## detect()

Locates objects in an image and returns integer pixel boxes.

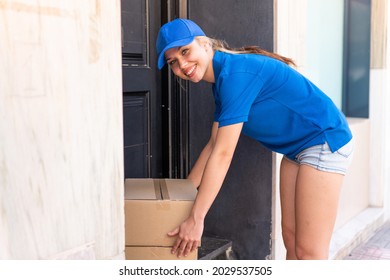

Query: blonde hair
[197,37,296,67]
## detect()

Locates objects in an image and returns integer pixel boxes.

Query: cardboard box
[124,178,198,260]
[125,246,197,260]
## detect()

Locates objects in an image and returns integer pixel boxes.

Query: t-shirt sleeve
[215,72,264,127]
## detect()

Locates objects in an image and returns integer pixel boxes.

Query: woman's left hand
[167,216,204,258]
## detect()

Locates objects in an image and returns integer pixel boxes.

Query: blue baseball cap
[156,18,206,69]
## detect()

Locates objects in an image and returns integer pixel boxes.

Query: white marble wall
[0,0,124,259]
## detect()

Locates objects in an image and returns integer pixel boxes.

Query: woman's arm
[186,122,219,188]
[168,122,243,257]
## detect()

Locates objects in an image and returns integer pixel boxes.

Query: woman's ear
[203,41,212,52]
[196,36,212,52]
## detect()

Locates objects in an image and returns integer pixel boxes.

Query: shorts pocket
[336,139,354,158]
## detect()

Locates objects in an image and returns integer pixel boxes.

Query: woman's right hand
[168,123,243,258]
[167,215,204,258]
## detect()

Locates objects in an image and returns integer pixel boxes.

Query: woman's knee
[295,242,329,260]
[281,226,295,250]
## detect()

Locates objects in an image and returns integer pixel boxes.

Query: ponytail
[206,38,296,67]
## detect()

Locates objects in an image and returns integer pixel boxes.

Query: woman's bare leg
[294,164,344,259]
[280,157,300,260]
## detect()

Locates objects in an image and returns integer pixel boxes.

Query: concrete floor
[344,220,390,260]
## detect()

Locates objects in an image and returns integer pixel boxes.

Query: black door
[121,0,163,178]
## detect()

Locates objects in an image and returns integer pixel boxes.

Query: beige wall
[369,0,390,216]
[335,119,370,229]
[386,1,390,222]
[0,1,124,259]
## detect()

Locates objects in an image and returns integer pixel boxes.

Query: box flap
[124,179,161,200]
[162,179,197,201]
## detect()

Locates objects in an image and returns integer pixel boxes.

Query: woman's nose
[178,58,188,69]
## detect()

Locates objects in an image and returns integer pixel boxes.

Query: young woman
[156,18,354,260]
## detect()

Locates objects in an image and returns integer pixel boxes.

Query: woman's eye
[182,49,188,55]
[168,60,176,65]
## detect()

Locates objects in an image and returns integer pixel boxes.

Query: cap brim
[157,37,196,70]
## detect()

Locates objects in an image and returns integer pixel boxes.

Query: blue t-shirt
[212,51,352,160]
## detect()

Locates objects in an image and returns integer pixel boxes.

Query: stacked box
[124,178,198,260]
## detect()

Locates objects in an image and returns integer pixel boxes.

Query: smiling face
[164,37,215,83]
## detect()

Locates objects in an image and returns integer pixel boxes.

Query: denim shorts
[284,139,354,175]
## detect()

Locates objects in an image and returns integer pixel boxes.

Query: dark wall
[187,0,274,260]
[342,0,371,118]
